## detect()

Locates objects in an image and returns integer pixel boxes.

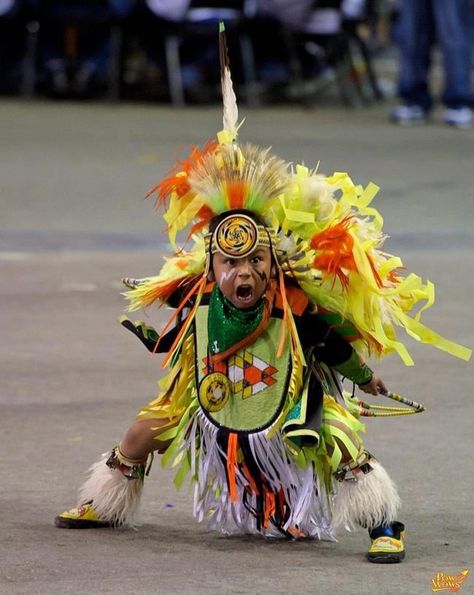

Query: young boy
[54,27,470,564]
[55,204,405,563]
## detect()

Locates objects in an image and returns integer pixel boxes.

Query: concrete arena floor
[0,99,473,595]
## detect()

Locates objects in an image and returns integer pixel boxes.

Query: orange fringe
[241,462,259,496]
[367,253,384,288]
[276,269,289,358]
[226,433,239,502]
[156,274,207,366]
[263,490,276,529]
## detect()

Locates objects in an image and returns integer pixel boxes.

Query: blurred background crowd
[0,1,473,124]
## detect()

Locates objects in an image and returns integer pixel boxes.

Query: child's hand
[119,316,159,352]
[359,375,388,396]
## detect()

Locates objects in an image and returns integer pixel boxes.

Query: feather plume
[146,140,218,206]
[219,22,238,138]
[122,237,207,311]
[310,216,357,288]
[188,143,288,217]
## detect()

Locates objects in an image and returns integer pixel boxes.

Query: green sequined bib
[195,306,292,433]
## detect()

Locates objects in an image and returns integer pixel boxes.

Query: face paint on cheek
[256,270,267,284]
[217,269,237,286]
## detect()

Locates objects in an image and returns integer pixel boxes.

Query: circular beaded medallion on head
[214,214,259,258]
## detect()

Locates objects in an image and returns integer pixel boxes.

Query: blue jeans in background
[395,0,473,110]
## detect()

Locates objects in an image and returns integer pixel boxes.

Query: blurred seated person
[257,0,367,34]
[144,0,189,21]
[137,0,190,88]
[255,0,368,81]
[0,0,24,94]
[138,0,246,101]
[36,0,135,97]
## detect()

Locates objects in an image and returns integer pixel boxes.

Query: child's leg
[119,418,172,461]
[332,452,401,533]
[55,417,177,529]
[320,401,404,562]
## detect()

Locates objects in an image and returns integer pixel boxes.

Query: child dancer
[55,27,471,564]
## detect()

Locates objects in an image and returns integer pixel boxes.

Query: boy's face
[211,246,273,309]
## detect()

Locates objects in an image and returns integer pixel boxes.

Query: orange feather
[188,205,216,238]
[146,139,218,207]
[310,216,356,288]
[366,253,384,288]
[226,180,247,209]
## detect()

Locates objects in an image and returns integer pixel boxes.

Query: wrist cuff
[334,351,373,385]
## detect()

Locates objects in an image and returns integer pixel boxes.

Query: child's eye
[250,256,262,265]
[225,258,236,266]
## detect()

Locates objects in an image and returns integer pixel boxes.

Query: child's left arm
[302,314,388,395]
[333,350,388,395]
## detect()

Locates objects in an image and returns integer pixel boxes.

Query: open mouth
[235,284,253,302]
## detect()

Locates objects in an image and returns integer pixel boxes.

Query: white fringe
[179,411,334,540]
[332,460,401,531]
[78,454,144,528]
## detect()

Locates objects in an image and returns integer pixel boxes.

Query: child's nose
[237,261,251,276]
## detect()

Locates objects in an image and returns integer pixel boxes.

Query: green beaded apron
[195,306,292,433]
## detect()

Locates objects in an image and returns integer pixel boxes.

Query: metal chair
[159,0,260,106]
[281,0,383,106]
